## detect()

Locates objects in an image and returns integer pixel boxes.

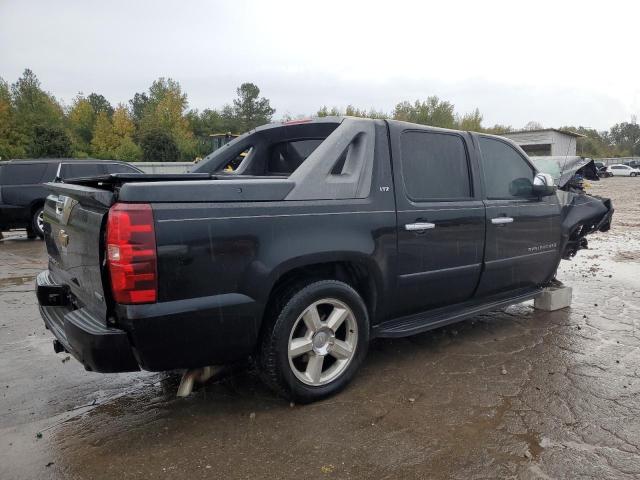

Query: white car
[606,164,640,177]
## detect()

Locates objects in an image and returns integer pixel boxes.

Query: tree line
[1,68,638,162]
[0,69,275,162]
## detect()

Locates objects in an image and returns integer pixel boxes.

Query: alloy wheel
[287,298,358,386]
[36,210,45,234]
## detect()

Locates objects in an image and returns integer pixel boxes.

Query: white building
[502,129,583,157]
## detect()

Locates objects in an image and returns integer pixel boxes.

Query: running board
[373,288,542,338]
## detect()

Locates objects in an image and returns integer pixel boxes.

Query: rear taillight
[106,203,157,304]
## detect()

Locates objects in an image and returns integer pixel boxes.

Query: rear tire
[31,206,45,239]
[259,279,369,403]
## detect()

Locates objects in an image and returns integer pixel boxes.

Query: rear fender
[252,252,386,316]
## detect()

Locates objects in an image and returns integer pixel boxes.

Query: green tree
[28,125,72,157]
[186,109,221,137]
[457,108,483,132]
[112,105,141,160]
[0,77,25,159]
[112,104,136,138]
[560,125,612,157]
[113,136,142,162]
[316,105,386,119]
[484,124,513,135]
[345,105,387,119]
[90,105,140,160]
[220,103,241,132]
[136,78,195,159]
[87,93,113,117]
[232,83,275,132]
[140,130,180,161]
[608,120,640,156]
[317,106,342,117]
[11,69,66,156]
[393,97,456,128]
[67,95,96,155]
[186,108,228,157]
[129,92,149,124]
[91,111,117,157]
[67,92,114,156]
[523,121,543,131]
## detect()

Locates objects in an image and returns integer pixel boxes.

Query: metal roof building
[502,129,584,157]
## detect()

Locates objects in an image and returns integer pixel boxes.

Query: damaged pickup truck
[35,118,613,402]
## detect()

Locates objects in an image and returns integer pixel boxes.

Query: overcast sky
[1,0,638,130]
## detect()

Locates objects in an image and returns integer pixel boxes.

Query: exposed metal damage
[558,190,613,259]
[531,156,615,259]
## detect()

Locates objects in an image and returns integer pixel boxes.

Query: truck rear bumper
[36,271,140,373]
[36,270,261,373]
[116,293,261,371]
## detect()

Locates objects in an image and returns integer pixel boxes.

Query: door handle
[405,222,436,231]
[491,217,514,225]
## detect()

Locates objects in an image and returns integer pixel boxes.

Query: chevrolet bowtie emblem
[58,229,69,247]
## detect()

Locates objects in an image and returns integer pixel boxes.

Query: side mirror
[532,172,557,197]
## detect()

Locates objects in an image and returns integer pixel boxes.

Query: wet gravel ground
[1,178,639,479]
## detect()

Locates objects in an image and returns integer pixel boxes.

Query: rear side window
[479,137,535,199]
[60,163,105,179]
[400,131,471,200]
[267,139,324,175]
[0,163,48,185]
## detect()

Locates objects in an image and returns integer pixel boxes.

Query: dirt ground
[1,178,639,480]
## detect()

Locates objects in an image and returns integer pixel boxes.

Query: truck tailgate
[43,183,115,323]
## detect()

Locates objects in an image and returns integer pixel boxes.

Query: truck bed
[49,173,295,203]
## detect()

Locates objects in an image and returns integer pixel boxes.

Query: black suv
[624,160,640,169]
[0,159,142,238]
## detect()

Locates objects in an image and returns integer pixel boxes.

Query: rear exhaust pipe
[176,366,222,397]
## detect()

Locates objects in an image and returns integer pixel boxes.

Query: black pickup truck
[36,117,613,402]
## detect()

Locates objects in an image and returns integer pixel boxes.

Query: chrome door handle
[491,217,514,225]
[405,222,436,231]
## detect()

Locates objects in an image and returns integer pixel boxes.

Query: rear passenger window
[479,137,535,199]
[60,163,105,179]
[0,163,48,185]
[400,131,471,200]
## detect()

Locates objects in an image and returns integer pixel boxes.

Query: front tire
[259,280,369,403]
[30,206,45,239]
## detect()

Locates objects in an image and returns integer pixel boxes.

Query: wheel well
[30,200,44,216]
[266,261,378,322]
